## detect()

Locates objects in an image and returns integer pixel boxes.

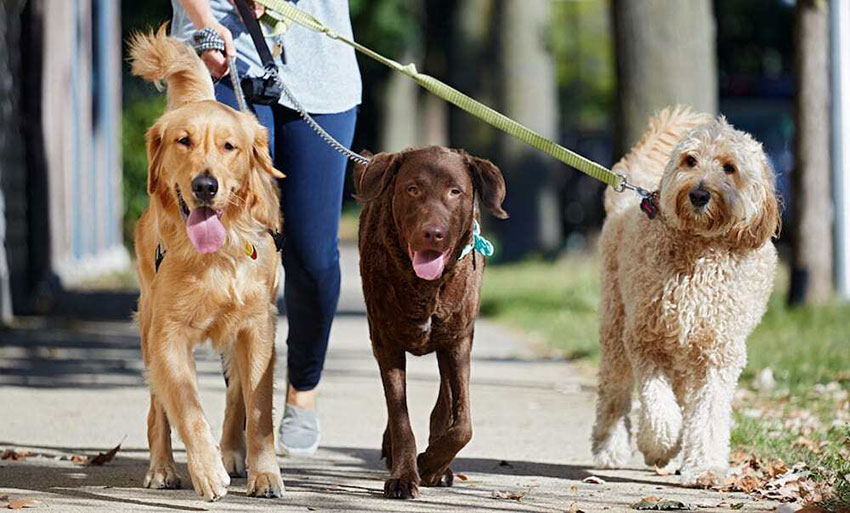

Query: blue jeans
[215,81,356,391]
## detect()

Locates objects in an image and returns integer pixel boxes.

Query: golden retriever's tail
[605,106,714,214]
[128,25,215,109]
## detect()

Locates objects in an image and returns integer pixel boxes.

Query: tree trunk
[611,0,717,156]
[790,0,833,305]
[0,0,26,324]
[494,0,561,260]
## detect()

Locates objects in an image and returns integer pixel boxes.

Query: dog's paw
[384,475,421,499]
[420,466,453,487]
[187,449,231,501]
[143,463,182,489]
[221,448,246,478]
[680,466,727,488]
[593,448,630,469]
[247,471,285,498]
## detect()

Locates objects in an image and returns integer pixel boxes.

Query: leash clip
[614,174,659,220]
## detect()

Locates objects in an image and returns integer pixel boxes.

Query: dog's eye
[449,188,462,196]
[177,136,191,147]
[407,185,419,196]
[224,142,236,151]
[723,163,736,175]
[685,155,697,167]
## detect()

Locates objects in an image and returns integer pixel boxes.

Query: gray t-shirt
[171,0,362,114]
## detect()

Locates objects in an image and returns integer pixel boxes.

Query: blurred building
[0,0,125,319]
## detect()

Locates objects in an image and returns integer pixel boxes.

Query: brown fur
[129,30,285,501]
[355,146,507,499]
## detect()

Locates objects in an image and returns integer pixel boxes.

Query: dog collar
[459,220,494,260]
[640,191,660,220]
[153,238,266,274]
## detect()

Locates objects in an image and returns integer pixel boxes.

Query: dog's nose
[191,175,218,203]
[422,225,445,242]
[689,187,711,208]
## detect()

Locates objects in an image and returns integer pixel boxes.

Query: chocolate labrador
[354,146,508,499]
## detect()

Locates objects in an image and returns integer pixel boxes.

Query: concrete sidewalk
[0,246,775,512]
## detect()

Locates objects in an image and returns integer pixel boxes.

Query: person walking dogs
[170,0,362,455]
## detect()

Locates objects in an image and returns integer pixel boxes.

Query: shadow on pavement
[0,442,680,511]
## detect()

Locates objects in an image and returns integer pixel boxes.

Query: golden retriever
[128,28,284,501]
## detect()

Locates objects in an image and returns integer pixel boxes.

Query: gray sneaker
[277,403,320,456]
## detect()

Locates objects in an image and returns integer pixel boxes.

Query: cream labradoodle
[591,107,780,486]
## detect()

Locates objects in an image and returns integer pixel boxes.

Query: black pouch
[241,74,282,105]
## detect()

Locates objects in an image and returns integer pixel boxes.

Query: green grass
[480,252,850,506]
[481,253,850,387]
[731,393,850,507]
[123,95,167,248]
[480,254,600,360]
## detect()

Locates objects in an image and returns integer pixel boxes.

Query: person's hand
[198,18,234,79]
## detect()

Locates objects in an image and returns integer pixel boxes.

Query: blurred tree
[491,0,561,261]
[789,0,832,305]
[447,0,495,155]
[0,0,25,322]
[549,0,615,248]
[611,0,717,156]
[349,0,418,155]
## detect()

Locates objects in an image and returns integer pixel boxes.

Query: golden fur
[129,28,285,501]
[592,107,779,486]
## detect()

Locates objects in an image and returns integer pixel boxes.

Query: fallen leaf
[0,450,32,461]
[631,499,694,510]
[730,503,744,510]
[87,445,120,466]
[86,437,126,466]
[582,476,606,485]
[734,475,764,493]
[768,460,788,478]
[455,473,469,481]
[7,499,38,510]
[491,489,526,501]
[794,507,826,513]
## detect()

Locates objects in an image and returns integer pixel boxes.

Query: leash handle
[191,28,248,111]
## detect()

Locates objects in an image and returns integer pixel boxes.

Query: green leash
[253,0,632,192]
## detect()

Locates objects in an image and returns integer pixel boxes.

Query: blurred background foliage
[120,0,794,252]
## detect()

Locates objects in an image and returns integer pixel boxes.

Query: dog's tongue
[412,250,446,281]
[186,207,225,254]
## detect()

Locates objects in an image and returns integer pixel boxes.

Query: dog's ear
[250,119,285,180]
[246,119,283,230]
[245,166,282,231]
[145,121,166,195]
[354,151,398,203]
[731,158,781,250]
[467,154,508,219]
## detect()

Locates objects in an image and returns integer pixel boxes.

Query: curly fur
[591,107,779,486]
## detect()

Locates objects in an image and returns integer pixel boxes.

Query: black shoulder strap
[233,0,280,67]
